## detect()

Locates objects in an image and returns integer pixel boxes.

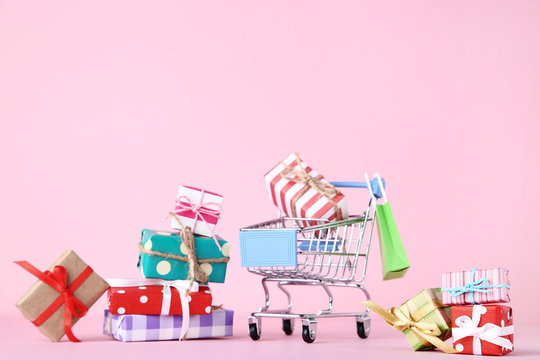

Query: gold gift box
[400,288,452,350]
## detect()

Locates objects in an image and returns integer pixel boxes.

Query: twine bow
[362,300,457,353]
[171,189,222,250]
[140,213,229,296]
[280,152,343,220]
[453,305,514,355]
[176,220,210,292]
[441,268,511,304]
[15,261,91,342]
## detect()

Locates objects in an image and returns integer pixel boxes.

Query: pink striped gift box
[441,268,511,305]
[264,152,348,227]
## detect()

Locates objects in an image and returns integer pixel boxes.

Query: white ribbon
[107,278,197,340]
[452,305,514,355]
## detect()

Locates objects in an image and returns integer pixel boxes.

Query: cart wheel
[301,319,317,343]
[282,319,293,335]
[248,316,261,341]
[249,323,260,340]
[302,325,316,343]
[356,316,371,339]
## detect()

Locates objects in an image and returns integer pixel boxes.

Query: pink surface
[1,314,539,359]
[1,1,539,358]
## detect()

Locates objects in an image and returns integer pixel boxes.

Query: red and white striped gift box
[264,153,348,227]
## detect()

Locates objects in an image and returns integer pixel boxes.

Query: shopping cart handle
[330,179,385,199]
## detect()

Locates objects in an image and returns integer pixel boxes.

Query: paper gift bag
[374,175,409,280]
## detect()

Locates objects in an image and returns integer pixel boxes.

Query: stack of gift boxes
[364,267,513,356]
[103,185,233,342]
[442,267,513,356]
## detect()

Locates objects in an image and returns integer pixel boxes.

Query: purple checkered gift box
[103,309,233,341]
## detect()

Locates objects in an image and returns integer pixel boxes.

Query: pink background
[1,1,539,358]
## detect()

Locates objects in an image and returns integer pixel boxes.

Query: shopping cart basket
[239,174,386,343]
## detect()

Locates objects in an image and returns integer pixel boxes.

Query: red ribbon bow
[15,261,92,342]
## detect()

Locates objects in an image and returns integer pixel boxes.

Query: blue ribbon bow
[441,268,511,304]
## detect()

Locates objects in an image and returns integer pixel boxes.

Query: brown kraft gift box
[16,249,109,341]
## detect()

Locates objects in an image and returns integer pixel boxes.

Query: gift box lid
[140,229,228,260]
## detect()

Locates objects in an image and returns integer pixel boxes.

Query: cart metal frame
[240,174,381,343]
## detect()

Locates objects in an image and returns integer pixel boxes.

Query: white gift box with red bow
[170,186,224,239]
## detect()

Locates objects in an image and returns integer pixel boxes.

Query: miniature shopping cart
[239,174,386,343]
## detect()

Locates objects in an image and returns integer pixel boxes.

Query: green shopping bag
[374,175,410,280]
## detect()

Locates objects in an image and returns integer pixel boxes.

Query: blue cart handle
[330,178,386,199]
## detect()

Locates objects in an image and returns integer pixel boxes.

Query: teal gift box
[138,229,229,283]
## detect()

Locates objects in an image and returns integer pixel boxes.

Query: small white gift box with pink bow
[170,186,224,241]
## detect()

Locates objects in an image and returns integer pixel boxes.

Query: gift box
[15,250,109,342]
[452,305,514,355]
[398,288,452,351]
[170,185,224,239]
[363,288,454,352]
[138,229,229,283]
[103,309,234,341]
[442,268,511,305]
[264,152,348,227]
[107,279,212,315]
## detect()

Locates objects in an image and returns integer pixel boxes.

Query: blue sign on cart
[239,229,298,267]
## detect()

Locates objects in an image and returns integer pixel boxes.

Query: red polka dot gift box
[452,304,514,356]
[107,279,212,316]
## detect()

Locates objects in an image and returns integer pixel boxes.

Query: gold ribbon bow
[280,152,343,220]
[362,300,457,353]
